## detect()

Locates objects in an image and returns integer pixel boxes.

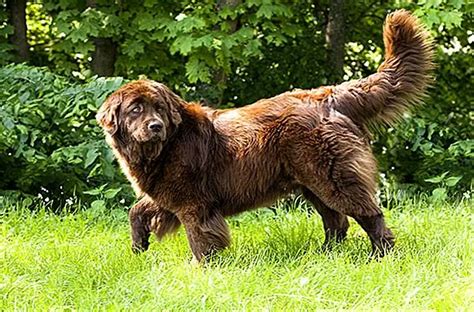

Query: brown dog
[97,10,434,261]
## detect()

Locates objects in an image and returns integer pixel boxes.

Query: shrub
[0,64,133,208]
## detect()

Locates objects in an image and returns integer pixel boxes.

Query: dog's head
[97,80,183,146]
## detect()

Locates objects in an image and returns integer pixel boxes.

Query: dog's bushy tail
[328,10,435,128]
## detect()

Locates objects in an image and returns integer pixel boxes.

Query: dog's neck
[105,134,161,196]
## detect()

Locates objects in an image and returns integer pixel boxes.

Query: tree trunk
[325,0,345,83]
[6,0,29,62]
[91,38,117,77]
[87,0,116,76]
[216,0,241,32]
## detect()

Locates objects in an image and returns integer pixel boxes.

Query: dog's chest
[116,157,145,197]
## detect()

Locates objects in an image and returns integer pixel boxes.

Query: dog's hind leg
[352,214,394,257]
[177,209,231,262]
[305,156,394,256]
[304,179,394,257]
[294,124,395,256]
[302,188,349,248]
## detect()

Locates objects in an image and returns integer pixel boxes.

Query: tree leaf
[185,56,211,83]
[90,199,106,210]
[445,176,462,187]
[425,171,449,184]
[431,188,447,201]
[137,12,156,31]
[104,187,122,199]
[84,148,99,168]
[170,35,195,55]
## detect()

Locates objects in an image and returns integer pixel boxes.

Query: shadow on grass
[205,227,378,269]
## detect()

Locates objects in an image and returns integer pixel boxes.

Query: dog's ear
[149,81,183,128]
[96,92,122,135]
[169,100,182,128]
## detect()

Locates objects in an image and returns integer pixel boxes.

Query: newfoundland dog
[97,10,434,261]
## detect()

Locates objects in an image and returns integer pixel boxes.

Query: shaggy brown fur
[97,10,434,261]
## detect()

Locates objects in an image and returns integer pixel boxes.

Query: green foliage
[26,2,53,66]
[414,0,466,30]
[29,0,308,103]
[0,3,14,65]
[0,64,132,207]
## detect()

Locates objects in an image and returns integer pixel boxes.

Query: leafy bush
[0,64,132,208]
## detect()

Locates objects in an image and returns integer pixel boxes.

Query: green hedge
[0,64,133,208]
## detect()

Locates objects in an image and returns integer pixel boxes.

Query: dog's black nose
[148,121,163,132]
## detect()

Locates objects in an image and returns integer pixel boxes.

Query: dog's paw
[131,240,149,254]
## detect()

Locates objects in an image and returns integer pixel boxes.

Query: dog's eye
[130,105,142,114]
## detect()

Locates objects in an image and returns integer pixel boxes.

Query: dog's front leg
[129,198,181,253]
[129,199,152,253]
[177,209,231,262]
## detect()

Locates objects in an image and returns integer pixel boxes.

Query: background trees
[0,0,472,205]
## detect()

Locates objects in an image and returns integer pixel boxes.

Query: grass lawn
[1,195,473,311]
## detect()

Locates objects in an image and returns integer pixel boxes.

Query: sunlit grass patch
[1,196,473,310]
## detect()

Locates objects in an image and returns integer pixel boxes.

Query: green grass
[1,196,473,311]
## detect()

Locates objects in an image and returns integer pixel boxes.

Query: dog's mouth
[133,129,167,143]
